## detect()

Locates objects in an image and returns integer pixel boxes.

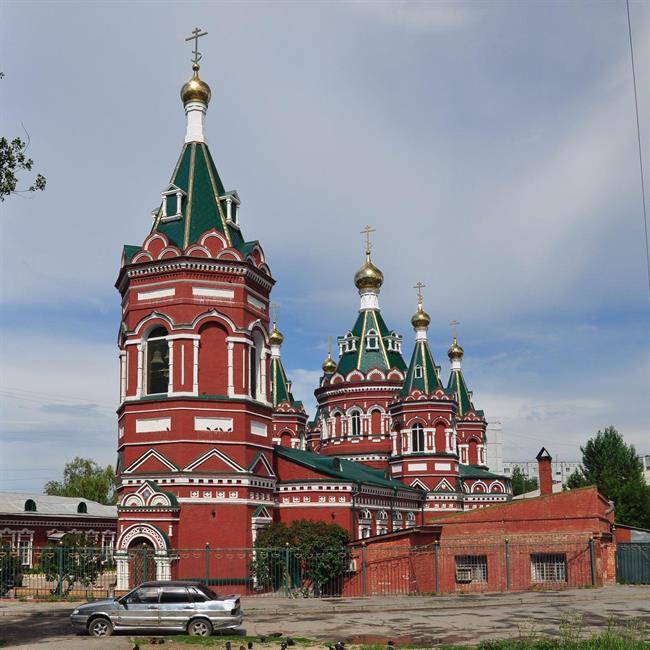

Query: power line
[626,0,650,298]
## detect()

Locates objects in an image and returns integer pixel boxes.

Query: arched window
[411,422,425,453]
[351,410,361,436]
[146,327,169,395]
[468,439,479,465]
[250,344,257,399]
[366,329,379,350]
[77,502,87,514]
[334,413,342,437]
[24,499,36,512]
[370,409,382,436]
[435,423,447,453]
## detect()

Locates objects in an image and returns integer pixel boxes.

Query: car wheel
[88,617,113,637]
[188,618,213,637]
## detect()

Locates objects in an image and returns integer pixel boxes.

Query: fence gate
[617,543,650,584]
[129,544,156,586]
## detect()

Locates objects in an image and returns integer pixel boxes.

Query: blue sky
[1,1,648,492]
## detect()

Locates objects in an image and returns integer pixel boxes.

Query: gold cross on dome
[450,320,460,338]
[270,302,279,324]
[327,336,332,355]
[185,27,208,65]
[360,225,376,256]
[413,281,426,302]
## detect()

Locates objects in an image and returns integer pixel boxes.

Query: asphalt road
[0,585,649,648]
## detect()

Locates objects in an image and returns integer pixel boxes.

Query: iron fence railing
[0,538,614,599]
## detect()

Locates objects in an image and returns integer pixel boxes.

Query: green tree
[570,426,650,529]
[0,545,23,597]
[1,72,46,201]
[36,533,107,596]
[44,457,116,505]
[254,520,350,596]
[510,466,539,496]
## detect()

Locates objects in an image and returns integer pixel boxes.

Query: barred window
[531,553,567,583]
[455,555,488,583]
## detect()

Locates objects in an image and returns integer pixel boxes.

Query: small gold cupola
[181,63,212,106]
[322,352,337,374]
[269,321,285,347]
[448,336,464,361]
[411,282,430,330]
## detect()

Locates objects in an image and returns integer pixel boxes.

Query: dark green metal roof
[335,309,406,376]
[270,355,301,408]
[275,446,422,493]
[447,369,479,417]
[401,339,443,396]
[459,465,507,480]
[150,141,247,251]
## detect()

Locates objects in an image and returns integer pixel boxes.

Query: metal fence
[617,543,650,584]
[1,539,604,599]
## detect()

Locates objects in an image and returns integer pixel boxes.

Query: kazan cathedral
[113,59,511,588]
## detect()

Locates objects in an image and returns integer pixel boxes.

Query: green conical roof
[150,141,246,251]
[447,368,482,417]
[270,355,302,409]
[401,338,443,396]
[335,309,406,377]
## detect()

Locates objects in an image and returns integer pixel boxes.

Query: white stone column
[136,343,144,398]
[175,191,182,215]
[115,552,130,591]
[227,342,234,397]
[445,427,454,453]
[167,340,174,394]
[390,431,397,456]
[119,351,126,402]
[161,194,168,218]
[192,340,199,395]
[155,554,172,581]
[226,196,232,222]
[260,350,268,402]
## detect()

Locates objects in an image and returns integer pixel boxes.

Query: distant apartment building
[503,459,581,486]
[486,420,504,475]
[641,455,650,485]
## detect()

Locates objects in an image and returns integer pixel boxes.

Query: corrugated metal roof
[0,491,117,518]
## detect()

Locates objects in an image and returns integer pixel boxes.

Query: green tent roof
[149,141,249,252]
[275,446,422,493]
[335,309,406,376]
[459,464,507,480]
[401,338,443,396]
[447,368,480,417]
[270,355,301,409]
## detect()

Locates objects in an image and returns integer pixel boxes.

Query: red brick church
[113,55,510,588]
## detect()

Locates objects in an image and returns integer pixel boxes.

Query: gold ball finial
[181,63,212,106]
[448,336,464,361]
[411,299,431,329]
[269,322,284,346]
[322,352,337,374]
[354,252,384,292]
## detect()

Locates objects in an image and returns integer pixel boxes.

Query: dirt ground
[0,585,649,649]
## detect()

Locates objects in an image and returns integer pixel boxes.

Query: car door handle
[147,606,158,610]
[183,607,193,610]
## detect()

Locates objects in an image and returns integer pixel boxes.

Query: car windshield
[197,584,220,600]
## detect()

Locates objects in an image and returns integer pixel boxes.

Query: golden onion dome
[448,336,464,361]
[354,254,384,292]
[269,322,284,346]
[322,352,337,374]
[411,300,431,329]
[181,63,212,106]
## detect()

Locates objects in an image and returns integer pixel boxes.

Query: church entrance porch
[115,524,173,590]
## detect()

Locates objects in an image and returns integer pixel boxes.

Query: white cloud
[349,1,475,32]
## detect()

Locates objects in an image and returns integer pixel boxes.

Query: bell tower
[114,32,276,587]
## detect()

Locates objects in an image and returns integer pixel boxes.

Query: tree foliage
[253,520,350,596]
[569,426,650,529]
[0,545,23,597]
[36,533,107,596]
[510,466,539,496]
[44,457,116,505]
[1,73,46,201]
